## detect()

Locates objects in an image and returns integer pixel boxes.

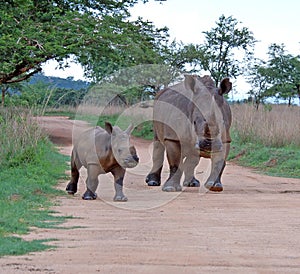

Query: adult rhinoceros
[66,122,139,201]
[145,75,232,192]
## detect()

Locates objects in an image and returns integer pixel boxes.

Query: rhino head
[184,75,232,154]
[105,122,139,168]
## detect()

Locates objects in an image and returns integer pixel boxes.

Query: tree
[265,43,300,105]
[246,59,271,109]
[246,43,300,107]
[0,0,166,104]
[185,15,256,86]
[81,17,171,81]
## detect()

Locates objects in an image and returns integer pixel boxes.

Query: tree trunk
[1,86,5,107]
[296,84,300,106]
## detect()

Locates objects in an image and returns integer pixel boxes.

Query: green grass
[0,141,69,257]
[228,131,300,178]
[96,114,154,140]
[44,110,76,119]
[0,237,56,256]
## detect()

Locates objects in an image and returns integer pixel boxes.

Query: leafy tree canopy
[247,43,300,107]
[183,15,256,86]
[266,44,300,104]
[0,0,167,85]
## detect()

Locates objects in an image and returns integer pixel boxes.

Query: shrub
[0,107,45,169]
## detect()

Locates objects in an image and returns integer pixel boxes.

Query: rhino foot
[183,177,200,187]
[113,195,128,202]
[162,184,182,192]
[204,181,223,192]
[145,173,161,186]
[66,182,77,195]
[82,189,97,200]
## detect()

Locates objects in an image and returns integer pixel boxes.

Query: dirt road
[1,116,300,273]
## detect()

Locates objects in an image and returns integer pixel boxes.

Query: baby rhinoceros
[66,122,139,201]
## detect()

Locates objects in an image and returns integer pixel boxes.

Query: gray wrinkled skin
[146,75,232,192]
[66,122,139,201]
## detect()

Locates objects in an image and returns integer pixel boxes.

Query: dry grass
[231,104,300,147]
[0,107,44,167]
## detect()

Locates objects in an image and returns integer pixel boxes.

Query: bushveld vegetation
[231,104,300,147]
[229,104,300,178]
[0,108,43,168]
[0,108,68,256]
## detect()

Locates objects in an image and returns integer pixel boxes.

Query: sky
[43,0,300,99]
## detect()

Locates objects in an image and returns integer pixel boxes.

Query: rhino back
[153,83,194,143]
[74,127,111,167]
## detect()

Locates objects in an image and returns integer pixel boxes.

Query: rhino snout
[132,154,139,162]
[195,139,222,153]
[123,154,139,168]
[195,139,211,151]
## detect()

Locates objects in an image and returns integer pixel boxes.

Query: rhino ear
[184,74,196,92]
[125,123,134,135]
[104,122,113,134]
[219,78,232,95]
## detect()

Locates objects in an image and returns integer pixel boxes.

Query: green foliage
[82,64,183,109]
[0,0,168,86]
[82,18,171,81]
[132,120,153,139]
[0,140,68,256]
[6,79,88,108]
[247,44,300,107]
[246,59,272,109]
[265,44,300,105]
[0,108,45,168]
[184,15,256,85]
[6,81,53,107]
[229,134,300,178]
[0,105,71,256]
[0,237,56,257]
[96,113,154,140]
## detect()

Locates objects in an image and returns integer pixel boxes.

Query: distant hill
[29,74,90,90]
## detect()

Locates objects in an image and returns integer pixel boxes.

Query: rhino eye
[118,149,122,153]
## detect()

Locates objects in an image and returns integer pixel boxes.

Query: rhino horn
[104,122,113,134]
[219,78,232,95]
[125,123,134,135]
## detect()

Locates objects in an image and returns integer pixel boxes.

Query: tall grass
[0,107,45,168]
[231,104,300,147]
[0,106,69,256]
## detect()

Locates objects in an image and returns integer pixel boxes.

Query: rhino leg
[162,140,182,192]
[82,188,97,200]
[145,140,165,186]
[82,164,100,200]
[204,156,225,192]
[183,154,200,187]
[111,166,127,202]
[66,150,81,195]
